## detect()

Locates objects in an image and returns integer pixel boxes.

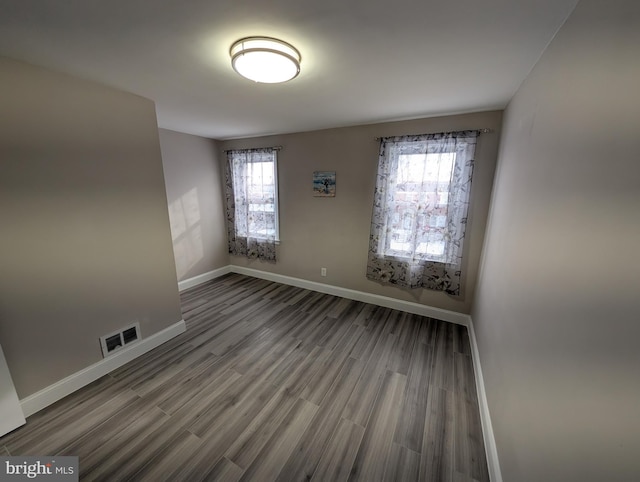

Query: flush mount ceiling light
[230,36,301,83]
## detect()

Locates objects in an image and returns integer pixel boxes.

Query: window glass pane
[416,232,445,256]
[246,159,276,238]
[428,215,447,228]
[383,150,456,261]
[396,153,455,183]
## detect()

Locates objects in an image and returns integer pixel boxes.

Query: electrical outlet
[321,267,327,277]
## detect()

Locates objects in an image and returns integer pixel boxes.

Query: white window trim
[241,150,280,243]
[272,151,280,242]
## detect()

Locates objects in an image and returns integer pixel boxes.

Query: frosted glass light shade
[230,37,301,83]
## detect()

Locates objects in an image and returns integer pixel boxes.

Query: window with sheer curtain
[366,131,479,295]
[224,148,279,261]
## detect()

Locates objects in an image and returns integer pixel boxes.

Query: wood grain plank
[262,340,314,388]
[0,374,121,448]
[300,315,341,347]
[282,287,312,306]
[238,336,303,382]
[262,308,310,339]
[316,316,355,350]
[348,371,407,482]
[276,356,366,482]
[453,471,482,482]
[386,311,419,376]
[186,376,280,439]
[349,307,393,362]
[383,442,421,481]
[290,291,324,312]
[453,323,472,355]
[7,388,140,456]
[304,294,342,319]
[127,430,205,481]
[327,298,364,319]
[264,283,299,301]
[129,346,208,397]
[454,353,489,481]
[342,333,397,426]
[352,303,377,326]
[299,337,355,406]
[163,368,242,422]
[205,457,245,482]
[57,397,166,458]
[394,341,433,452]
[431,320,455,391]
[421,386,455,482]
[168,381,282,479]
[277,345,333,397]
[203,320,265,357]
[77,406,174,480]
[139,351,221,411]
[240,398,318,482]
[311,417,365,482]
[225,388,299,469]
[454,351,479,405]
[417,316,438,346]
[158,363,240,418]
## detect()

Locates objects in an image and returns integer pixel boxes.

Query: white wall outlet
[321,268,327,277]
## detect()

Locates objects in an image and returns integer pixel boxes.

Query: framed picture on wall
[313,171,336,197]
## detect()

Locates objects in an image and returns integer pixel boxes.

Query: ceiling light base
[230,36,301,84]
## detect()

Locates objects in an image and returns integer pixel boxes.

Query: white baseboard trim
[229,265,470,326]
[178,266,232,292]
[467,317,502,482]
[20,319,186,418]
[0,344,26,436]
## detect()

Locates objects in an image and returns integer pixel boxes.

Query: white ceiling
[0,0,578,140]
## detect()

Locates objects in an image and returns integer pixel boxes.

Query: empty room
[1,0,638,481]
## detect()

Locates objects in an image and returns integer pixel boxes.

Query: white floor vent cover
[99,322,141,358]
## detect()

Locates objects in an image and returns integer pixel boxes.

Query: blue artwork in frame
[313,171,336,197]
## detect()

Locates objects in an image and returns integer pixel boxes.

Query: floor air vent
[100,322,141,358]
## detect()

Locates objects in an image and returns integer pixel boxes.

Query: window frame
[381,146,457,264]
[234,149,280,242]
[252,152,280,242]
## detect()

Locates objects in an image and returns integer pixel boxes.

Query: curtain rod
[374,128,492,141]
[223,145,282,153]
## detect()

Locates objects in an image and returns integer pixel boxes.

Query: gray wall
[221,111,502,314]
[159,129,228,281]
[472,1,640,480]
[0,58,183,398]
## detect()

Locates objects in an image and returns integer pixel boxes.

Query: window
[366,131,479,294]
[224,148,279,261]
[242,156,279,240]
[385,151,456,263]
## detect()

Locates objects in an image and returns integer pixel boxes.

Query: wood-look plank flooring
[0,274,489,481]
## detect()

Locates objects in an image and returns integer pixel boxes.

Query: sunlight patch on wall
[167,188,204,279]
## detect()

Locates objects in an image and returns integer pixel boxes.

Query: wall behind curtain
[0,58,183,398]
[221,110,502,314]
[159,129,228,281]
[472,1,640,480]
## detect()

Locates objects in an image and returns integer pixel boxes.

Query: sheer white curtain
[366,131,479,295]
[224,148,277,261]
